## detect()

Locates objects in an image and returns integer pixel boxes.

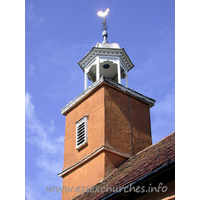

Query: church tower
[58,9,155,200]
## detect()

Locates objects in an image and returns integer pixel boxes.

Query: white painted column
[117,59,121,84]
[125,72,128,87]
[84,71,88,90]
[96,56,100,81]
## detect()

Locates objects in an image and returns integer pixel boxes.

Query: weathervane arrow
[97,8,110,43]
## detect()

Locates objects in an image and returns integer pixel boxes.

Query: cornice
[57,146,130,178]
[78,47,134,72]
[60,76,155,116]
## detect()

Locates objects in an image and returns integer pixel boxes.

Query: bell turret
[78,8,135,90]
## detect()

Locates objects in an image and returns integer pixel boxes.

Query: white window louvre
[76,116,88,150]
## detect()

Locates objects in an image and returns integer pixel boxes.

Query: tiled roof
[74,132,175,200]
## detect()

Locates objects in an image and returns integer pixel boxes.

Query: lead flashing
[61,76,155,116]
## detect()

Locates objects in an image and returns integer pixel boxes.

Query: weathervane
[97,8,110,44]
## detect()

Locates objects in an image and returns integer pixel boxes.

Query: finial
[97,8,110,44]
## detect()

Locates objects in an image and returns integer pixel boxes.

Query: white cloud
[26,3,46,30]
[25,179,39,200]
[35,154,63,174]
[28,64,35,76]
[25,92,35,118]
[26,4,36,21]
[25,92,64,199]
[25,92,64,155]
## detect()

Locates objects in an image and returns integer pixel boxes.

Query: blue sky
[25,1,174,199]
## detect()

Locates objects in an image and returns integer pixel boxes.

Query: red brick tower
[58,10,155,200]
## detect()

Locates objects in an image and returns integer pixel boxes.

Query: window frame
[76,115,88,150]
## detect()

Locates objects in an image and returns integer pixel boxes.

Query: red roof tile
[74,132,175,200]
